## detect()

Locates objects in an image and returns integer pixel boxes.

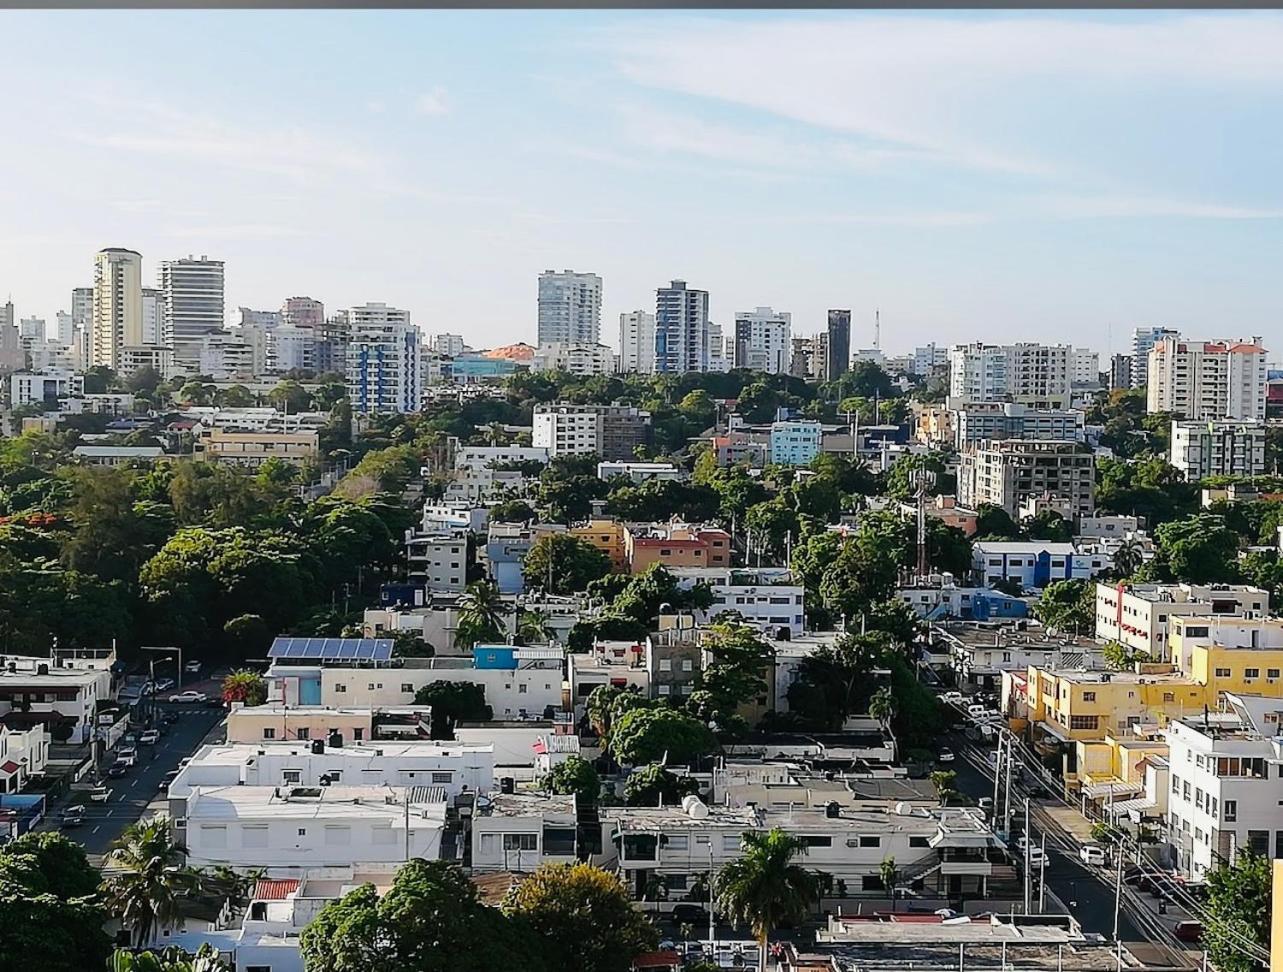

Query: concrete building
[1169,420,1267,480]
[1071,348,1100,385]
[282,297,324,329]
[404,531,467,593]
[72,445,166,466]
[596,461,684,484]
[1131,326,1180,389]
[444,445,548,505]
[193,427,320,467]
[1171,616,1283,701]
[671,566,806,638]
[91,247,145,369]
[160,255,225,368]
[9,369,82,407]
[531,403,651,460]
[789,334,828,381]
[1109,353,1133,391]
[345,305,420,415]
[733,307,791,374]
[1023,665,1206,742]
[118,344,174,380]
[911,342,949,377]
[197,331,256,380]
[958,440,1095,520]
[0,722,49,794]
[952,403,1085,448]
[1147,337,1268,421]
[655,280,710,374]
[537,270,601,346]
[268,325,316,374]
[769,419,822,466]
[471,791,579,872]
[141,288,164,346]
[429,333,466,357]
[618,310,656,375]
[0,653,113,745]
[567,518,628,571]
[532,341,616,376]
[931,622,1103,694]
[223,704,432,744]
[1095,582,1270,663]
[827,309,851,381]
[624,522,732,574]
[948,342,1071,409]
[972,541,1112,590]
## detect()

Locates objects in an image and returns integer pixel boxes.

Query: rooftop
[186,784,447,821]
[933,621,1099,652]
[477,791,576,818]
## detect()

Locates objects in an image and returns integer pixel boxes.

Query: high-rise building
[1147,337,1268,421]
[141,288,164,346]
[1170,420,1267,480]
[789,334,828,380]
[431,333,467,357]
[345,303,420,415]
[618,311,656,374]
[1071,348,1100,385]
[18,317,45,341]
[1109,353,1133,391]
[655,280,709,374]
[707,322,731,373]
[911,343,948,378]
[1131,326,1180,389]
[314,315,351,376]
[71,286,92,347]
[0,300,12,330]
[160,255,225,367]
[537,270,601,346]
[827,310,851,381]
[958,439,1096,520]
[282,297,325,329]
[948,342,1071,409]
[238,307,284,330]
[733,307,791,373]
[91,248,144,369]
[54,311,74,346]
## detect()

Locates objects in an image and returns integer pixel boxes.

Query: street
[47,702,225,857]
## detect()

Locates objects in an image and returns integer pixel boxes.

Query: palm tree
[880,857,900,912]
[868,686,897,730]
[716,829,818,972]
[102,819,198,947]
[517,607,554,646]
[930,770,958,807]
[454,579,509,649]
[110,944,231,971]
[1112,538,1144,579]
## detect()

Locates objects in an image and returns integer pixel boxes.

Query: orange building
[624,523,732,574]
[569,518,628,571]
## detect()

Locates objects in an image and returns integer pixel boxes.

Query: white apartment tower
[537,270,602,346]
[1071,348,1100,385]
[618,310,656,374]
[160,255,225,367]
[1131,326,1180,389]
[1147,337,1268,421]
[91,248,144,369]
[655,280,710,374]
[948,342,1071,409]
[141,288,164,346]
[345,303,420,415]
[733,307,792,374]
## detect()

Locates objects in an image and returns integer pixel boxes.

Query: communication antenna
[912,468,937,580]
[874,308,881,351]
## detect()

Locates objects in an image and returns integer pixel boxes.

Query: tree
[301,859,545,972]
[0,831,100,898]
[517,608,555,646]
[523,534,612,595]
[454,579,509,649]
[868,686,897,730]
[716,829,817,972]
[223,614,271,657]
[504,863,657,972]
[490,499,536,523]
[610,707,718,766]
[1111,537,1145,579]
[101,819,198,947]
[879,857,900,911]
[267,379,312,414]
[541,755,601,806]
[1204,851,1271,972]
[974,503,1022,540]
[929,770,958,807]
[221,669,266,706]
[1154,513,1240,584]
[108,945,232,971]
[688,620,773,734]
[413,681,492,739]
[1023,509,1072,542]
[624,762,700,806]
[1102,640,1147,670]
[1033,579,1095,633]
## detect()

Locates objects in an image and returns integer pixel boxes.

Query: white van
[1079,845,1108,867]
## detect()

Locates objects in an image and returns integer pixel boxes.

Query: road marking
[130,778,139,788]
[92,826,100,834]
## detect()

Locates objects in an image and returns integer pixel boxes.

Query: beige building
[91,248,144,369]
[957,439,1095,519]
[1095,582,1270,662]
[1147,337,1267,421]
[224,704,432,744]
[194,426,320,467]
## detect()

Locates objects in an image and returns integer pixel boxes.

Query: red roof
[632,951,682,969]
[253,878,300,900]
[0,761,20,774]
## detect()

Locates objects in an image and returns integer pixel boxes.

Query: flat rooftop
[186,741,493,765]
[186,784,446,821]
[479,791,576,818]
[818,914,1082,946]
[934,622,1098,651]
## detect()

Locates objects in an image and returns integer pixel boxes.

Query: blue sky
[2,10,1282,355]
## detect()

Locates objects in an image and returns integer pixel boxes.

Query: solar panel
[268,637,393,663]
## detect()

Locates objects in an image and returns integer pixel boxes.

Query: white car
[1016,836,1047,867]
[184,660,203,674]
[88,784,110,803]
[169,690,208,704]
[1079,845,1108,867]
[937,748,956,763]
[940,691,964,705]
[116,746,137,767]
[139,729,160,746]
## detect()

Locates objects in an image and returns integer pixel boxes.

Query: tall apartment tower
[1109,353,1133,391]
[537,270,602,346]
[826,309,851,381]
[1147,337,1268,421]
[160,255,225,367]
[345,303,420,415]
[141,288,165,346]
[733,307,791,374]
[618,311,656,374]
[0,300,12,330]
[1131,326,1179,389]
[91,248,144,369]
[282,296,325,329]
[655,280,710,374]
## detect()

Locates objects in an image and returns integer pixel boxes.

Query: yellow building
[1025,665,1207,742]
[569,518,627,571]
[194,426,319,467]
[1272,859,1283,971]
[1171,616,1283,702]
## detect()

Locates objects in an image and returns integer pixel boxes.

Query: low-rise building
[1174,616,1283,701]
[1023,665,1207,743]
[624,522,731,574]
[72,444,165,466]
[896,495,979,536]
[897,576,1029,623]
[953,403,1085,448]
[972,541,1112,590]
[194,427,319,467]
[567,641,651,709]
[223,704,433,745]
[471,790,579,872]
[1075,514,1141,539]
[671,566,806,638]
[769,420,822,466]
[596,461,685,484]
[404,530,467,593]
[930,621,1103,693]
[567,518,628,571]
[0,722,50,793]
[0,654,113,745]
[9,369,83,407]
[444,445,548,505]
[1095,583,1270,663]
[1169,419,1267,480]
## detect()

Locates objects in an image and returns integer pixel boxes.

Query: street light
[140,646,184,728]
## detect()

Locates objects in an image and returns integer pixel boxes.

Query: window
[681,660,693,672]
[1163,693,1175,703]
[1215,668,1232,678]
[910,836,931,848]
[657,685,671,696]
[243,826,269,849]
[1070,715,1099,731]
[402,683,414,693]
[354,728,364,741]
[722,835,742,851]
[1224,800,1237,822]
[659,659,672,672]
[862,875,885,891]
[518,684,528,694]
[335,684,346,693]
[667,835,689,851]
[1269,670,1280,679]
[296,728,309,741]
[1248,830,1270,855]
[262,727,276,739]
[431,771,452,784]
[858,836,881,848]
[800,836,832,848]
[201,825,227,849]
[373,826,397,846]
[1245,668,1260,679]
[504,833,538,851]
[283,769,301,784]
[1082,692,1096,702]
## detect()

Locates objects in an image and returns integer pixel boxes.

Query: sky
[1,10,1282,356]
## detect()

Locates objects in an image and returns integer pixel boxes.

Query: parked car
[139,729,160,746]
[671,904,710,925]
[169,691,207,704]
[107,761,129,778]
[940,692,964,705]
[116,747,137,767]
[185,660,203,674]
[1078,845,1107,866]
[967,703,988,718]
[154,678,175,693]
[161,769,181,789]
[1016,836,1046,867]
[1173,920,1203,944]
[88,784,110,803]
[61,805,86,828]
[937,748,955,763]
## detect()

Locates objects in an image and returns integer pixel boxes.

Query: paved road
[47,702,224,857]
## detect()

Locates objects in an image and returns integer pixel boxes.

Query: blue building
[769,420,822,466]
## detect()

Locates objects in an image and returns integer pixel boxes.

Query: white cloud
[415,86,450,116]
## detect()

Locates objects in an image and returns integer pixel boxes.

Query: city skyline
[3,11,1283,353]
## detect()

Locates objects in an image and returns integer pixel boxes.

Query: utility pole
[1023,797,1031,914]
[1038,832,1048,912]
[991,735,1004,820]
[1112,839,1125,972]
[1004,738,1014,838]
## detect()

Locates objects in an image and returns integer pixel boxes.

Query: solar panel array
[268,637,394,663]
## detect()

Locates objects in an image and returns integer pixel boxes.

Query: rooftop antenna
[874,308,881,351]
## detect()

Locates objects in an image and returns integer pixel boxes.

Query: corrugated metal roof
[253,878,300,901]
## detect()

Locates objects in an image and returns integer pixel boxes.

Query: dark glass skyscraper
[826,309,851,381]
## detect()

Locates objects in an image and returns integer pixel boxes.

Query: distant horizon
[3,10,1282,357]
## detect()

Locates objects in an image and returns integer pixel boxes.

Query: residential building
[567,518,628,571]
[769,419,822,466]
[948,342,1071,409]
[644,624,703,701]
[0,722,49,793]
[671,566,805,637]
[197,331,256,380]
[314,315,350,375]
[1169,420,1267,480]
[117,344,174,380]
[789,334,828,381]
[9,369,82,407]
[193,427,319,468]
[932,622,1102,693]
[281,296,324,329]
[1131,326,1180,389]
[345,305,420,415]
[140,287,164,346]
[596,461,684,484]
[1109,353,1133,391]
[567,641,651,705]
[897,577,1028,623]
[953,403,1085,448]
[624,522,731,574]
[71,286,92,338]
[972,540,1111,590]
[618,310,656,374]
[914,405,955,448]
[471,791,579,872]
[531,403,651,460]
[404,531,467,593]
[444,445,548,505]
[654,280,710,374]
[896,495,980,536]
[91,247,145,369]
[1147,337,1268,421]
[711,429,769,467]
[733,307,791,374]
[1071,348,1100,385]
[17,317,44,341]
[532,341,616,376]
[911,342,949,378]
[1095,583,1269,663]
[160,255,225,368]
[1076,514,1142,539]
[1023,665,1207,742]
[267,325,316,374]
[72,445,166,466]
[224,704,433,744]
[430,332,466,357]
[706,322,730,372]
[1171,616,1283,699]
[484,522,541,594]
[0,653,113,745]
[537,270,601,346]
[958,440,1095,519]
[827,310,851,381]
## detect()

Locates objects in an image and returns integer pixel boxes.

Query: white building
[1147,337,1268,421]
[345,305,420,415]
[1131,326,1180,389]
[707,322,731,373]
[283,297,325,329]
[269,326,316,374]
[931,622,1104,694]
[1071,348,1100,385]
[953,403,1085,448]
[471,790,579,872]
[672,566,806,638]
[142,288,164,346]
[444,445,548,504]
[198,331,257,380]
[533,341,616,376]
[91,247,145,370]
[948,342,1072,409]
[958,440,1095,519]
[1169,420,1267,480]
[733,307,791,374]
[972,541,1112,590]
[596,461,684,484]
[430,333,467,357]
[618,310,656,374]
[160,255,225,369]
[0,722,50,793]
[1095,582,1270,663]
[9,369,83,407]
[655,280,710,374]
[912,343,949,377]
[0,654,113,745]
[537,270,601,346]
[404,531,467,593]
[532,403,651,460]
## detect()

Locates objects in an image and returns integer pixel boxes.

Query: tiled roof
[253,878,300,901]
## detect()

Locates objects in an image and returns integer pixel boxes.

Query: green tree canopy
[523,533,613,596]
[1204,850,1271,972]
[610,706,718,766]
[413,681,493,739]
[541,755,601,806]
[1032,579,1096,633]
